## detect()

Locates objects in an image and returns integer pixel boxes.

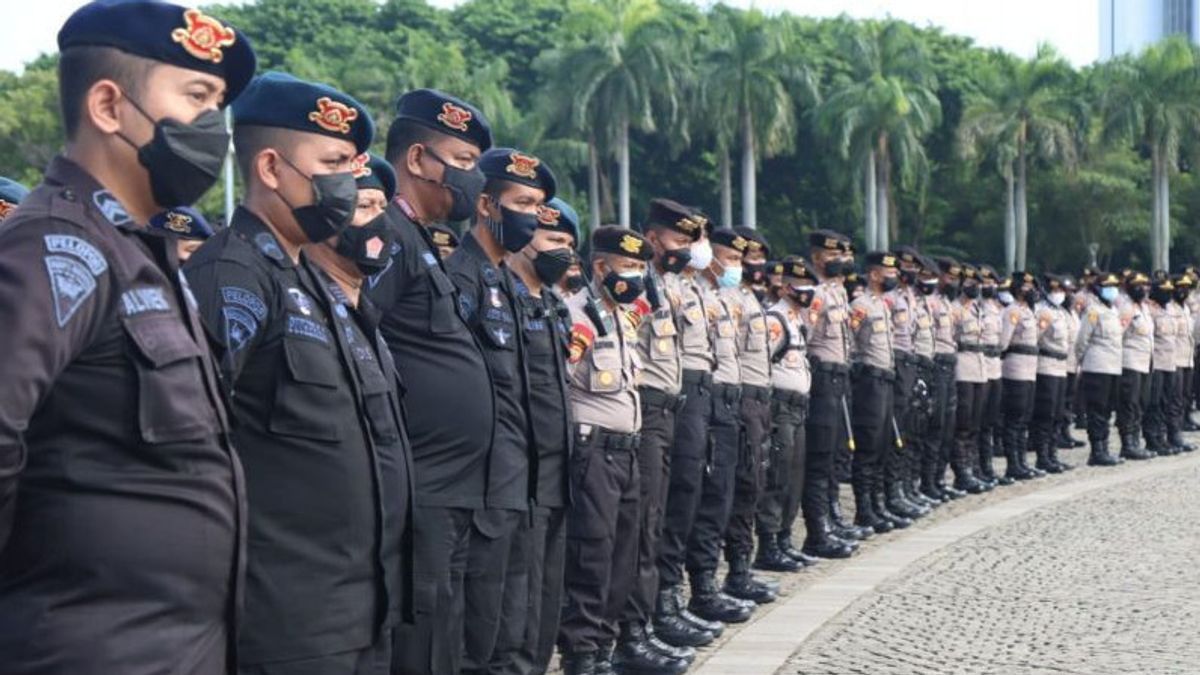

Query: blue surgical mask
[1100,286,1119,303]
[718,263,743,289]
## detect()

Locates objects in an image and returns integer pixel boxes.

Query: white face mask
[998,291,1014,306]
[689,239,713,270]
[1048,291,1066,306]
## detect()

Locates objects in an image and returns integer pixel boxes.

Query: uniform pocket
[123,314,219,444]
[268,336,344,441]
[361,368,402,445]
[426,267,460,335]
[588,341,622,393]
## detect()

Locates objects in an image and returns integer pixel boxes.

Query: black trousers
[1117,369,1151,438]
[928,356,958,481]
[685,384,741,576]
[891,359,916,485]
[953,381,985,476]
[1167,367,1189,435]
[623,395,677,625]
[391,506,473,675]
[657,375,712,589]
[725,392,771,559]
[978,378,1003,472]
[514,506,566,675]
[851,371,894,495]
[756,394,808,537]
[462,509,524,674]
[1145,370,1172,443]
[1001,378,1035,458]
[1030,374,1067,451]
[243,633,392,675]
[1061,372,1078,430]
[803,368,849,537]
[1080,371,1119,442]
[558,431,640,654]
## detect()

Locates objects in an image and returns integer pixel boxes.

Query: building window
[1164,0,1195,39]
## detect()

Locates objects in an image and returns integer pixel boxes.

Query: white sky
[1,0,1099,74]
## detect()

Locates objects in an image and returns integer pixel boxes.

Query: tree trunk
[720,149,733,229]
[618,118,631,228]
[741,109,757,229]
[1151,145,1162,270]
[1015,132,1028,270]
[876,133,891,250]
[588,135,601,232]
[864,150,877,250]
[1004,161,1016,274]
[1160,150,1172,270]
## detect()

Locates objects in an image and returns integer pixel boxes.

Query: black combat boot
[801,515,856,559]
[724,553,779,604]
[595,642,616,675]
[1120,433,1154,460]
[643,623,695,664]
[777,531,818,566]
[885,480,925,519]
[1086,438,1120,466]
[829,491,872,540]
[1057,420,1084,448]
[612,622,688,675]
[1034,438,1063,474]
[753,532,802,572]
[853,482,891,534]
[674,585,725,637]
[562,651,598,675]
[1016,436,1044,477]
[652,586,714,648]
[872,487,912,529]
[1169,430,1196,453]
[1047,442,1073,471]
[687,571,752,624]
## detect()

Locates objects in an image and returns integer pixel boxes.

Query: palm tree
[699,5,815,229]
[1099,37,1200,270]
[816,21,941,250]
[958,46,1079,271]
[535,0,687,229]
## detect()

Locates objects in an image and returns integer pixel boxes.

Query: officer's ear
[406,143,431,181]
[85,78,127,136]
[476,190,493,224]
[253,148,283,192]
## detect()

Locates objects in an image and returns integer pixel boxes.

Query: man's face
[648,228,692,256]
[353,187,387,226]
[711,244,743,273]
[870,267,898,290]
[596,254,648,279]
[412,134,482,219]
[480,182,545,223]
[261,131,357,245]
[526,227,574,254]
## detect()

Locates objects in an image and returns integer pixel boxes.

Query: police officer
[366,88,495,675]
[907,254,945,500]
[975,265,1004,489]
[1169,274,1197,452]
[444,147,555,673]
[950,265,990,494]
[756,258,819,568]
[924,257,963,500]
[1075,271,1124,466]
[1116,272,1155,460]
[558,226,673,675]
[800,230,859,558]
[149,205,216,261]
[0,3,254,672]
[561,252,587,298]
[849,251,910,533]
[1029,274,1072,473]
[1057,275,1087,450]
[888,246,936,513]
[1145,273,1179,455]
[765,259,787,305]
[618,198,703,670]
[998,272,1041,481]
[506,197,578,675]
[0,176,30,221]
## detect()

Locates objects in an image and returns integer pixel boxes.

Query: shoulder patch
[422,251,438,267]
[91,190,131,226]
[254,232,285,261]
[222,286,268,321]
[44,256,98,327]
[1087,309,1099,325]
[120,287,170,316]
[569,322,595,364]
[44,235,108,275]
[223,305,259,353]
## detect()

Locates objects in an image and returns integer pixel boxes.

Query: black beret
[865,251,899,269]
[710,228,751,254]
[59,1,256,105]
[1151,269,1174,290]
[644,198,705,241]
[978,264,998,281]
[839,238,856,254]
[537,197,581,246]
[428,223,459,249]
[779,255,809,281]
[1011,270,1036,286]
[894,245,922,267]
[933,256,960,278]
[767,259,783,275]
[0,177,29,220]
[592,226,653,261]
[351,153,397,202]
[733,226,770,258]
[808,228,848,251]
[233,72,374,153]
[1043,273,1064,290]
[393,88,492,152]
[1060,274,1078,291]
[149,205,214,240]
[917,254,941,275]
[479,147,556,201]
[960,263,979,280]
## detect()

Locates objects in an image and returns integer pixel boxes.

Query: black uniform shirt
[185,208,394,664]
[514,277,573,508]
[0,156,242,674]
[363,201,495,509]
[444,233,528,511]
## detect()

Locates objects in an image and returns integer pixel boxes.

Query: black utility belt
[1003,344,1038,357]
[916,355,935,370]
[934,353,957,365]
[682,369,714,389]
[639,386,687,413]
[1040,348,1068,361]
[958,343,987,354]
[712,382,743,404]
[742,384,771,403]
[576,424,640,451]
[810,359,851,375]
[772,389,809,407]
[895,351,920,366]
[852,364,897,382]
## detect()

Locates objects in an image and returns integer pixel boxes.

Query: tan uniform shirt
[566,290,641,433]
[1076,299,1123,375]
[1151,300,1177,372]
[1000,303,1038,382]
[766,298,811,394]
[955,299,987,382]
[849,292,895,371]
[1064,305,1081,373]
[981,297,1003,380]
[709,281,741,385]
[805,279,851,365]
[912,292,936,360]
[736,286,771,388]
[888,287,915,355]
[931,293,957,356]
[678,273,715,373]
[1036,301,1070,377]
[1175,302,1194,369]
[1118,296,1153,374]
[634,270,683,395]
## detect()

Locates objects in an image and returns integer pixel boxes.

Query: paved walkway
[694,446,1200,675]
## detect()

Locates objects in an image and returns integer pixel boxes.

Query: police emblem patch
[171,8,236,64]
[309,97,358,134]
[287,287,314,316]
[221,286,268,321]
[506,152,540,179]
[287,315,331,344]
[437,102,473,132]
[44,256,97,327]
[350,153,372,179]
[223,305,257,352]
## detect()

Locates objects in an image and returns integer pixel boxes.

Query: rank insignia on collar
[506,152,540,179]
[171,8,236,64]
[619,234,642,255]
[309,97,358,134]
[537,205,560,226]
[350,153,371,178]
[163,210,193,233]
[437,102,472,132]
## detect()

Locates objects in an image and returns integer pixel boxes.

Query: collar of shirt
[230,207,296,269]
[45,155,143,232]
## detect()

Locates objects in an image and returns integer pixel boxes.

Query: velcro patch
[44,256,98,327]
[222,286,268,321]
[44,235,108,275]
[121,287,170,316]
[223,306,258,352]
[287,315,330,344]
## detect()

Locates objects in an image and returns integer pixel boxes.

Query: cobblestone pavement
[782,454,1200,675]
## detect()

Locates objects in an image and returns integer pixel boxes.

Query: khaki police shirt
[981,297,1003,380]
[766,298,811,394]
[1064,304,1081,373]
[955,299,987,382]
[634,269,683,395]
[888,286,915,355]
[931,293,958,356]
[709,281,742,386]
[1076,299,1123,375]
[912,292,936,359]
[736,286,772,388]
[1175,302,1194,369]
[849,292,895,371]
[1000,303,1039,382]
[1151,300,1177,372]
[678,273,715,373]
[1118,296,1153,373]
[565,289,641,433]
[1035,301,1070,377]
[805,279,851,365]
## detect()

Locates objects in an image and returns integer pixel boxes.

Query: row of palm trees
[534,0,1200,271]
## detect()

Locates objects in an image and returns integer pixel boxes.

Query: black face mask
[1128,286,1147,302]
[1175,289,1191,303]
[1024,288,1042,305]
[660,246,692,274]
[1151,288,1173,305]
[918,280,938,296]
[982,285,997,299]
[530,246,574,286]
[743,262,767,285]
[900,269,918,286]
[880,275,899,292]
[487,200,539,253]
[823,258,848,278]
[424,148,486,221]
[602,270,645,304]
[334,213,396,275]
[962,284,980,299]
[790,287,815,308]
[119,98,229,207]
[564,274,586,293]
[277,155,357,243]
[941,282,960,300]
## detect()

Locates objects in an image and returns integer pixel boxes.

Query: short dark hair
[58,46,156,140]
[384,117,440,165]
[232,124,292,186]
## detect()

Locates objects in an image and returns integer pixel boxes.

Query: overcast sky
[2,0,1099,74]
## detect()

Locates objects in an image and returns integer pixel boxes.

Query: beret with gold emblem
[351,153,397,202]
[0,176,29,221]
[710,227,750,254]
[644,198,705,241]
[917,254,940,276]
[59,1,257,105]
[393,88,492,152]
[933,256,960,278]
[865,251,898,269]
[1173,272,1194,288]
[894,245,924,269]
[733,226,770,258]
[978,264,998,282]
[1043,273,1064,291]
[428,223,460,250]
[479,147,557,201]
[537,197,580,246]
[1124,271,1148,287]
[149,205,214,240]
[592,226,653,262]
[808,228,850,251]
[1061,274,1078,291]
[233,71,374,153]
[779,255,811,281]
[1011,270,1036,287]
[1151,269,1174,290]
[960,263,979,281]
